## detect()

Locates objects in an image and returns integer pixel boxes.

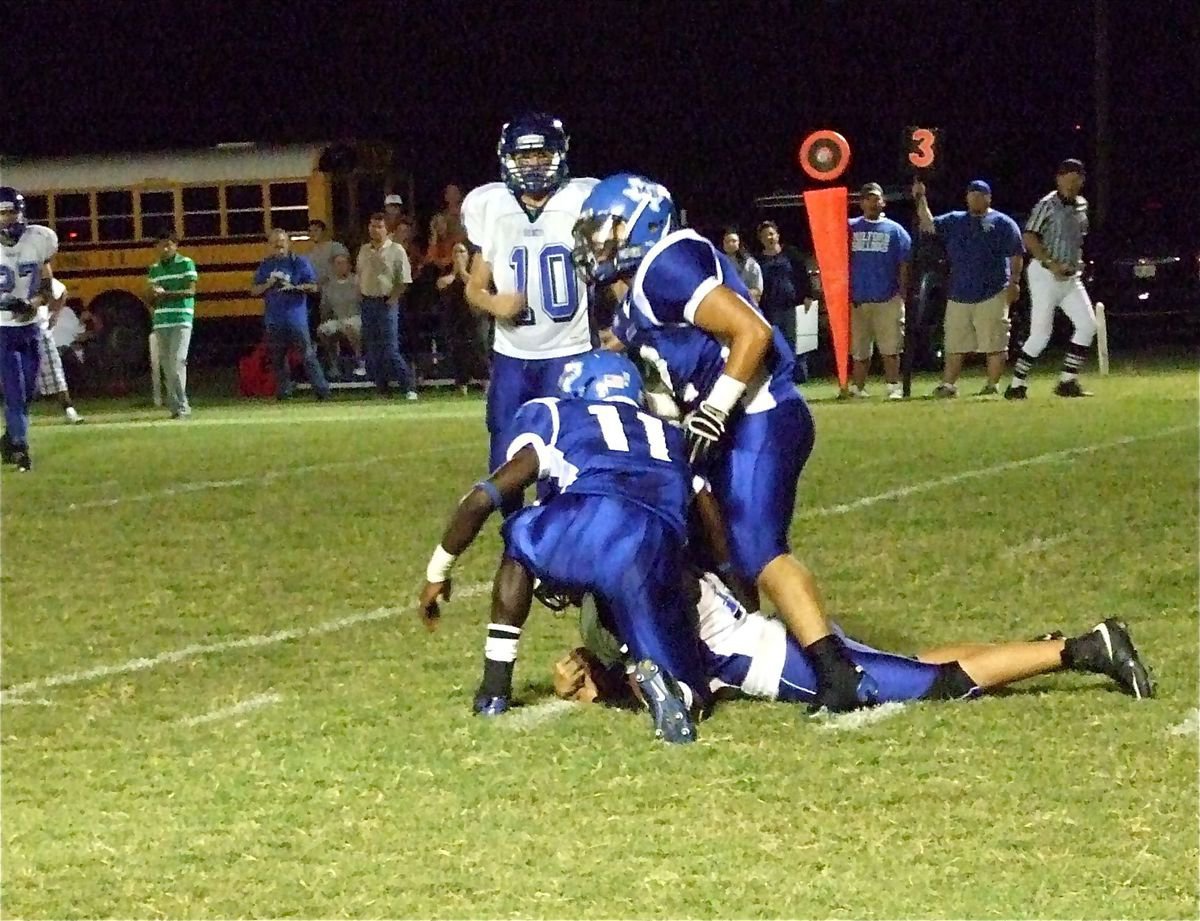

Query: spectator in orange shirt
[427,183,467,272]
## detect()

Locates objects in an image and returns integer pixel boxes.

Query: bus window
[55,192,93,243]
[183,186,221,238]
[140,190,176,239]
[98,190,135,242]
[268,181,308,232]
[25,195,49,223]
[227,184,265,237]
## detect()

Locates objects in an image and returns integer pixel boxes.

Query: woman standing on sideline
[436,242,489,395]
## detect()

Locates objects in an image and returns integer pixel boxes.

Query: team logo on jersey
[591,372,631,398]
[622,177,669,212]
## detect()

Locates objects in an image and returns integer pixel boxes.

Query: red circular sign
[797,130,851,182]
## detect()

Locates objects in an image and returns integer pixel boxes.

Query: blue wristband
[474,480,504,509]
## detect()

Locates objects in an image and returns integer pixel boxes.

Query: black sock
[1061,633,1095,671]
[478,623,521,698]
[805,635,858,684]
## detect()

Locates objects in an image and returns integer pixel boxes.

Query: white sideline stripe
[0,696,55,707]
[178,691,282,726]
[813,701,907,732]
[1167,708,1199,738]
[5,424,1195,700]
[800,425,1195,518]
[497,699,576,731]
[56,439,474,512]
[0,581,492,702]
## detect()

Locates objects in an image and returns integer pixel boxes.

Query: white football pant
[1022,261,1097,356]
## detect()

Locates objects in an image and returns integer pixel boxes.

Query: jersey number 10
[587,404,673,462]
[509,243,579,327]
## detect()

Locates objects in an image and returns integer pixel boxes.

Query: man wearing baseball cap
[846,182,912,399]
[1006,159,1095,398]
[913,177,1025,397]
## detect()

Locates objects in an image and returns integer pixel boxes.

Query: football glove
[2,298,36,321]
[682,401,727,465]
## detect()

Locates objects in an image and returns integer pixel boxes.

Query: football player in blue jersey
[461,114,600,494]
[418,350,710,743]
[1,187,59,472]
[553,572,1154,708]
[573,173,875,713]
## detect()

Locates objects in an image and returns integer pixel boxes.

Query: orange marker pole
[803,187,850,389]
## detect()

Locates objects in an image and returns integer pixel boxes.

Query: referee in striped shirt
[1006,159,1096,398]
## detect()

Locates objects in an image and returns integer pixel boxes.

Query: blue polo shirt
[849,216,912,303]
[254,253,316,327]
[932,210,1024,303]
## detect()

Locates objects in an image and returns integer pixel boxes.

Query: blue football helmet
[572,173,676,286]
[0,187,28,247]
[498,113,570,199]
[558,350,645,404]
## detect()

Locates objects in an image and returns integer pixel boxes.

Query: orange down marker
[796,129,852,389]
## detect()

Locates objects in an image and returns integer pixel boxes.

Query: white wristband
[704,374,747,416]
[425,545,457,583]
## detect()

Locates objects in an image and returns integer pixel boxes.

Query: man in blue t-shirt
[847,182,912,400]
[914,179,1024,397]
[251,228,331,401]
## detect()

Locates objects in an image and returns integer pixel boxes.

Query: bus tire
[91,292,152,375]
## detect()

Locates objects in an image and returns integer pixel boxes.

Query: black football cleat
[1070,619,1154,699]
[1004,384,1028,400]
[633,658,696,744]
[1054,379,1093,398]
[473,694,510,717]
[13,449,31,472]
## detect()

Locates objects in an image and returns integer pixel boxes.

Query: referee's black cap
[1056,158,1086,176]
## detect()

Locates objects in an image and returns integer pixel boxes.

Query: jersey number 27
[509,243,579,327]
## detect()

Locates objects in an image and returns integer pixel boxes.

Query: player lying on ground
[418,351,712,744]
[573,173,873,712]
[552,570,1155,708]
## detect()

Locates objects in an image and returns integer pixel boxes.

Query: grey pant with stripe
[155,325,192,414]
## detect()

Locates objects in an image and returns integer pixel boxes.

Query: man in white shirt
[316,252,364,379]
[35,267,83,423]
[356,212,416,398]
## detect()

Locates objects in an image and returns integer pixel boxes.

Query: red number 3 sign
[902,126,942,174]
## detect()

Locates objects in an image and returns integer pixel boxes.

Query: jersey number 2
[588,404,672,462]
[0,262,39,297]
[509,243,579,327]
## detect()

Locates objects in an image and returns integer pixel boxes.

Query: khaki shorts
[851,297,905,360]
[944,293,1010,355]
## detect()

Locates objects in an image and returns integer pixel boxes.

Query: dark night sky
[8,0,1197,238]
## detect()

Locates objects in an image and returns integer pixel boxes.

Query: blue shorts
[709,398,815,581]
[706,624,945,705]
[486,352,589,473]
[503,493,709,703]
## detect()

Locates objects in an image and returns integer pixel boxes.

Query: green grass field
[2,363,1198,919]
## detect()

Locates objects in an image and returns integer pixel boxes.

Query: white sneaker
[886,385,904,401]
[64,407,83,423]
[848,384,869,399]
[353,363,367,377]
[405,391,419,401]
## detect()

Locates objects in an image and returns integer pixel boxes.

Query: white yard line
[0,582,492,704]
[813,701,908,732]
[177,691,283,726]
[799,425,1195,519]
[4,424,1193,703]
[1167,708,1199,738]
[54,440,474,513]
[497,699,576,731]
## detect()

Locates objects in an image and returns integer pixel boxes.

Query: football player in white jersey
[462,113,599,481]
[555,572,1154,708]
[1,187,58,472]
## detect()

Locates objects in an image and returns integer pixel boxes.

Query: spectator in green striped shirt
[147,230,197,418]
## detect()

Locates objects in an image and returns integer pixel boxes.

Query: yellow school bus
[0,141,408,366]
